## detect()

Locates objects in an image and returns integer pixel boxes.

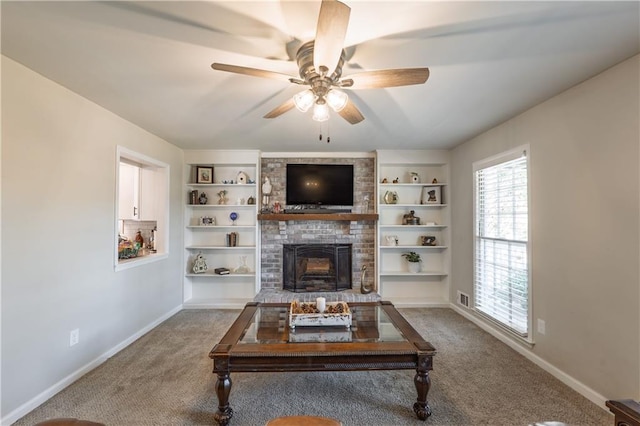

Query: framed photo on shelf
[196,166,213,184]
[200,216,215,226]
[421,186,441,204]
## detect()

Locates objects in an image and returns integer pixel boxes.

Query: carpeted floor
[14,308,612,425]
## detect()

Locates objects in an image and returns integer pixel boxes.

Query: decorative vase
[384,191,398,204]
[407,261,421,273]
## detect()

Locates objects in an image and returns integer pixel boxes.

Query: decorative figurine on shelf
[192,252,208,274]
[410,172,420,183]
[381,178,388,183]
[362,195,370,213]
[198,192,208,205]
[392,177,399,183]
[432,178,438,184]
[217,190,228,205]
[262,176,272,207]
[403,210,421,225]
[234,255,250,274]
[237,171,249,184]
[229,211,238,225]
[247,196,255,205]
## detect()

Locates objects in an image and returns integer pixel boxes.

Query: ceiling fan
[211,0,430,125]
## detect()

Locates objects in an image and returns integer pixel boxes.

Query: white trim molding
[450,303,609,410]
[1,305,183,425]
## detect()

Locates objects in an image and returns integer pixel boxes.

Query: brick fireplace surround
[254,156,380,303]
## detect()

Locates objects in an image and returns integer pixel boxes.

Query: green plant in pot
[402,251,422,273]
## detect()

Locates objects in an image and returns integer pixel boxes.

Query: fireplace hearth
[283,244,352,292]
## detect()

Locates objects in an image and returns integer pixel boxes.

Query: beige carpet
[14,308,612,425]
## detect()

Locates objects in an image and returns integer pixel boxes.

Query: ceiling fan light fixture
[312,102,330,122]
[326,89,348,112]
[293,89,315,112]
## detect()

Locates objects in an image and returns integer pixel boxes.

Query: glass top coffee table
[209,301,436,425]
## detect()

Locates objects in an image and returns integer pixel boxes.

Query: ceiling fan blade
[211,63,294,83]
[342,68,430,89]
[314,0,351,76]
[264,98,296,119]
[338,99,365,124]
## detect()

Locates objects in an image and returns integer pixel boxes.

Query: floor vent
[457,291,470,308]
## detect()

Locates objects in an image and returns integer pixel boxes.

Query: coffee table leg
[214,372,233,425]
[413,369,432,420]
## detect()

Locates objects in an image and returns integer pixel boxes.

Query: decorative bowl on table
[289,300,352,329]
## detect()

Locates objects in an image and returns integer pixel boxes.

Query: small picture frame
[196,166,213,184]
[200,216,215,226]
[420,235,437,246]
[421,186,441,204]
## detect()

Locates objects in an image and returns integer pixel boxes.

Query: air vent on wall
[457,291,470,308]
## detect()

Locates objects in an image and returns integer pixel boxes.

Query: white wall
[1,56,185,419]
[450,55,640,400]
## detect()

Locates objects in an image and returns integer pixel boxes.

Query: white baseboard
[1,305,183,426]
[449,303,610,411]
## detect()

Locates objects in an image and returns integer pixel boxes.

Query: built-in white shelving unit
[183,150,260,308]
[376,150,451,307]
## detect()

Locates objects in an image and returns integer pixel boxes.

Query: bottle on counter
[134,230,144,250]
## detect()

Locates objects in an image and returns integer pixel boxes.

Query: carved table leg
[413,369,432,420]
[214,372,233,426]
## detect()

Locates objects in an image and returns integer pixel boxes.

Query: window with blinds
[473,147,529,337]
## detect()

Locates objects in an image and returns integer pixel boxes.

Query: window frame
[115,146,170,271]
[472,144,533,344]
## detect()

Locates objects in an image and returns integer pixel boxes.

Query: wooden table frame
[209,301,436,425]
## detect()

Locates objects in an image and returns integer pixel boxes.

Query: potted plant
[402,251,422,273]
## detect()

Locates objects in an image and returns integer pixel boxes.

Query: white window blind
[474,150,529,336]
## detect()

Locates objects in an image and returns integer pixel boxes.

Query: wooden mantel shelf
[258,213,378,222]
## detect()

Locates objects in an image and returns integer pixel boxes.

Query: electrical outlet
[69,328,79,347]
[537,319,545,335]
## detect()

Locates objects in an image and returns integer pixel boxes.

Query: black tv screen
[286,164,354,206]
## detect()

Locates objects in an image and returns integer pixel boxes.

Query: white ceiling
[2,1,639,152]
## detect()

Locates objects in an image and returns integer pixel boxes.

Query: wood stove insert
[283,244,352,292]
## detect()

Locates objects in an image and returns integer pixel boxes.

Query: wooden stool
[266,415,341,426]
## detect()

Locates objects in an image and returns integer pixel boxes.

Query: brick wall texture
[260,157,376,291]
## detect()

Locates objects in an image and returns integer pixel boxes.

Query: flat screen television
[286,164,354,207]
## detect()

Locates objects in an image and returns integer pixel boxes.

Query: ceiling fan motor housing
[296,40,346,97]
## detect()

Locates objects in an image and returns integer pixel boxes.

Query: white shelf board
[187,204,257,208]
[379,203,447,208]
[186,225,255,230]
[379,224,447,229]
[380,271,448,277]
[380,245,448,250]
[185,273,256,278]
[187,183,256,187]
[185,245,256,250]
[380,183,446,187]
